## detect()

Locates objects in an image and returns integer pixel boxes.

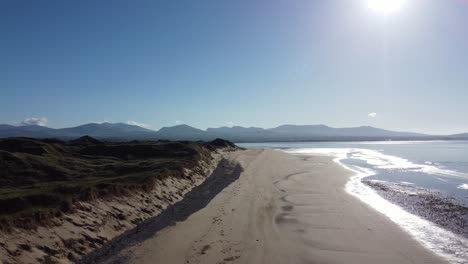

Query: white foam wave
[457,184,468,190]
[284,148,468,179]
[400,181,414,185]
[436,177,449,182]
[283,148,468,264]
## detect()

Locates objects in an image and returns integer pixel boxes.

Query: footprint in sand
[223,255,240,262]
[200,244,211,255]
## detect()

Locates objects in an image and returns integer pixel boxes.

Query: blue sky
[1,0,467,134]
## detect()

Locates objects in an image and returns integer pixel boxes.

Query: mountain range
[0,122,466,142]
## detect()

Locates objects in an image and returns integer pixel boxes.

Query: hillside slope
[0,137,237,263]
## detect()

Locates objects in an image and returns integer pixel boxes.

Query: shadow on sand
[78,159,243,264]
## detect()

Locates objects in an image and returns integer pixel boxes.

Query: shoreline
[283,146,468,263]
[95,148,448,264]
[330,152,468,263]
[364,179,468,238]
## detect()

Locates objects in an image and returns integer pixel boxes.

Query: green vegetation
[0,136,235,229]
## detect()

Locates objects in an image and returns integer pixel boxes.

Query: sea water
[238,140,468,263]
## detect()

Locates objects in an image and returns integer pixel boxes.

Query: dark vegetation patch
[0,136,236,230]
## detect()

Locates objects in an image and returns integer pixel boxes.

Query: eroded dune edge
[0,137,237,264]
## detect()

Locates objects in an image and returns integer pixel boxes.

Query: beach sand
[94,148,447,264]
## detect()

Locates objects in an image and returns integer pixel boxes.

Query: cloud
[175,120,182,124]
[368,112,377,118]
[20,117,48,126]
[225,121,234,127]
[127,121,151,128]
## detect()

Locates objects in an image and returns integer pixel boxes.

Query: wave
[284,148,468,179]
[400,181,414,185]
[283,147,468,264]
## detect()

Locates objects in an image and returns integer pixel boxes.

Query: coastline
[96,148,447,264]
[364,180,468,238]
[284,147,468,263]
[337,155,468,263]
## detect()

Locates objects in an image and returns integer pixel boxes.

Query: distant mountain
[0,124,15,130]
[58,122,154,138]
[206,126,270,141]
[14,125,53,132]
[207,126,264,134]
[449,133,468,139]
[269,124,330,133]
[0,122,464,142]
[0,125,59,138]
[155,125,213,141]
[0,123,156,140]
[268,124,425,137]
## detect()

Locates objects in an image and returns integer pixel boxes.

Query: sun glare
[367,0,406,13]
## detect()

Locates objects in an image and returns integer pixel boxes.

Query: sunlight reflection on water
[284,148,468,264]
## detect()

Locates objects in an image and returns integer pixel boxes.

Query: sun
[367,0,406,13]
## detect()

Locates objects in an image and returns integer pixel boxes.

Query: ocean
[238,140,468,263]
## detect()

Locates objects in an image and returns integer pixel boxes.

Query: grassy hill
[0,136,236,229]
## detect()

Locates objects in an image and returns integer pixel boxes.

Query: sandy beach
[87,148,447,264]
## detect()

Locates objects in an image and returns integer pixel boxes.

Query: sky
[1,0,467,134]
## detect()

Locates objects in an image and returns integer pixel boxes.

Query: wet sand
[92,149,447,264]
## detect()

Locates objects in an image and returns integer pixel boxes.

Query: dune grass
[0,137,233,228]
